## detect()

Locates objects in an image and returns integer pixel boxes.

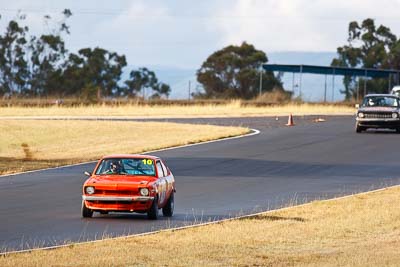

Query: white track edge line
[1,184,396,256]
[0,129,260,178]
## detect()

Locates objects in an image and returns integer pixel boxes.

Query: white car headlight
[85,186,95,194]
[140,188,149,196]
[358,112,364,118]
[392,113,398,118]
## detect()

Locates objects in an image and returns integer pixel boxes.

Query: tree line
[1,10,399,101]
[0,10,171,101]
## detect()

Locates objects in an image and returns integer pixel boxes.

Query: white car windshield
[362,96,399,107]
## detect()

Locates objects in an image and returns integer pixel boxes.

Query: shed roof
[262,64,400,78]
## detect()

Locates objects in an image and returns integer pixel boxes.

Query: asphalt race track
[1,115,400,252]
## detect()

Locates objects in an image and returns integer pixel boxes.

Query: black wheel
[355,123,364,133]
[396,128,400,133]
[81,201,93,218]
[147,196,159,220]
[162,191,174,217]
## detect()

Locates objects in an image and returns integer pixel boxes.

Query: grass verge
[1,186,399,266]
[0,102,355,118]
[0,120,249,175]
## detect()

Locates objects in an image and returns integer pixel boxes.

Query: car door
[160,160,174,197]
[156,160,167,205]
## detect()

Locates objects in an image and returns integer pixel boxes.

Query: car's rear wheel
[81,201,93,218]
[147,196,159,220]
[162,191,174,217]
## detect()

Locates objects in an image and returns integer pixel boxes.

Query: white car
[355,94,400,133]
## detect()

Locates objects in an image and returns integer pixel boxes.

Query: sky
[1,0,400,70]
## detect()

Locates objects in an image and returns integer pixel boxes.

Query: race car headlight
[85,186,95,194]
[358,112,365,118]
[392,113,398,118]
[140,188,149,196]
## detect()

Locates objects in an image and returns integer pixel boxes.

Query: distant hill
[124,51,346,101]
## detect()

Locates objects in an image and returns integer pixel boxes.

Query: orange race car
[82,154,175,220]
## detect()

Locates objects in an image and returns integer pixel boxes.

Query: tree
[331,18,397,99]
[154,83,171,98]
[58,52,86,96]
[0,13,29,96]
[196,42,282,99]
[0,9,171,100]
[64,47,126,99]
[27,9,72,97]
[123,67,170,99]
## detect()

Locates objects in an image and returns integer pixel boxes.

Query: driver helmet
[368,98,375,106]
[110,160,121,172]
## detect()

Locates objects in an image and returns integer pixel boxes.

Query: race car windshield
[95,158,156,176]
[362,96,399,107]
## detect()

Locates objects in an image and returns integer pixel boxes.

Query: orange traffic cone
[286,113,295,126]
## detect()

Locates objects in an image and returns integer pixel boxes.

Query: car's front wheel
[162,191,174,217]
[147,196,159,220]
[81,201,93,218]
[355,123,365,133]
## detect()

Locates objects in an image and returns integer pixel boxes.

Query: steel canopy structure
[262,64,400,101]
[263,64,400,78]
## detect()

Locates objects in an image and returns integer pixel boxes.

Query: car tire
[147,196,159,220]
[82,201,93,218]
[396,128,400,133]
[162,191,174,217]
[355,123,364,133]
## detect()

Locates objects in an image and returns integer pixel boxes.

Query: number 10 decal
[142,159,153,165]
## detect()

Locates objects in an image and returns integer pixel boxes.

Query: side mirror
[84,171,92,177]
[355,104,359,108]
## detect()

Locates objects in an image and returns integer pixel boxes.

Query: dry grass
[254,90,293,103]
[0,120,248,174]
[0,102,355,118]
[1,186,400,266]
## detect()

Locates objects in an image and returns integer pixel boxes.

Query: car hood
[358,107,398,113]
[85,175,156,187]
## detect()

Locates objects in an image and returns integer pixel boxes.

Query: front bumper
[82,195,155,212]
[356,118,400,128]
[82,195,154,202]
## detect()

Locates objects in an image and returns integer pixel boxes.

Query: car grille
[95,189,138,195]
[364,113,393,119]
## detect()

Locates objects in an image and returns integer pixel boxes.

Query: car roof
[101,154,160,160]
[364,94,399,98]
